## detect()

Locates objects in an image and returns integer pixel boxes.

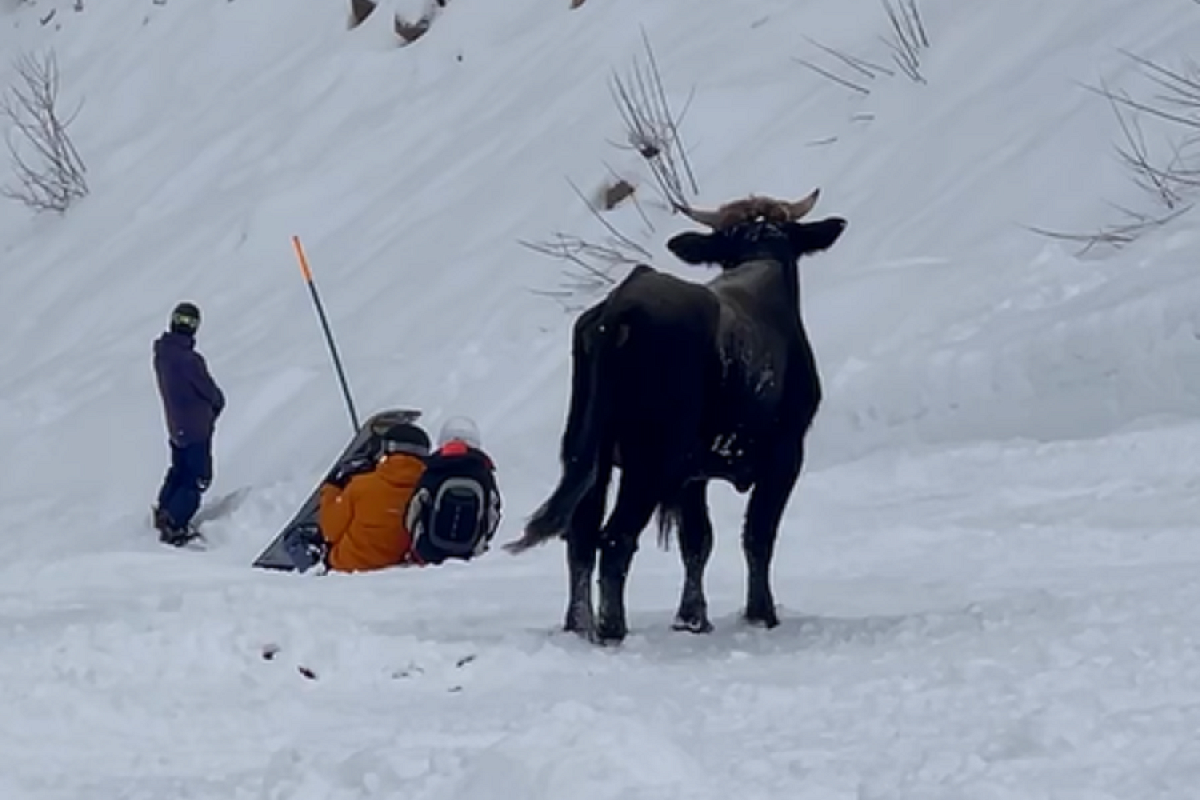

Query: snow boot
[153,505,202,547]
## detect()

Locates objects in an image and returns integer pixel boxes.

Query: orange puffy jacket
[318,452,426,573]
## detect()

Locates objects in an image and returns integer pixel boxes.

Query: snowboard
[251,408,423,572]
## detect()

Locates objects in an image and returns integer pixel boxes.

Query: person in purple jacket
[152,302,225,545]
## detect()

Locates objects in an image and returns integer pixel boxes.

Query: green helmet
[170,302,200,335]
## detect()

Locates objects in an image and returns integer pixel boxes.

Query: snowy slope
[3,0,1200,796]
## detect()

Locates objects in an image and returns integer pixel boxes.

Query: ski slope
[2,0,1200,796]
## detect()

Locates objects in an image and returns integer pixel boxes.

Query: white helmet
[438,415,482,449]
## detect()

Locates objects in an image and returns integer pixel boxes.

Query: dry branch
[527,31,701,308]
[521,175,654,304]
[1,50,88,214]
[1035,48,1200,253]
[879,0,928,84]
[794,0,928,95]
[1026,205,1191,257]
[608,28,699,213]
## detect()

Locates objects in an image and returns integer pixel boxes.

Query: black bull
[506,192,848,644]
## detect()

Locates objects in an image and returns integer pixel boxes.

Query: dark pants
[157,440,213,529]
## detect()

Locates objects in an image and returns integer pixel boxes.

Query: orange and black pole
[291,235,360,432]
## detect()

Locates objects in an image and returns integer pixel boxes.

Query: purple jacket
[153,331,225,446]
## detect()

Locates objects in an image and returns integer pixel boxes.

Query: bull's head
[666,189,846,268]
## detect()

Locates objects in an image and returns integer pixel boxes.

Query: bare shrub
[522,234,640,309]
[880,0,929,84]
[1,50,88,214]
[1093,53,1200,206]
[1026,205,1190,257]
[1031,50,1200,256]
[525,31,701,308]
[794,0,930,95]
[793,38,893,96]
[521,179,653,310]
[607,29,699,213]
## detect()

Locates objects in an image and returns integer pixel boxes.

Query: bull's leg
[564,477,608,636]
[595,475,659,644]
[742,447,803,628]
[672,480,714,634]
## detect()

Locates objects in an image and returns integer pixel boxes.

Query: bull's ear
[786,217,847,256]
[667,231,730,265]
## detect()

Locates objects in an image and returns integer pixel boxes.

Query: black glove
[326,455,374,488]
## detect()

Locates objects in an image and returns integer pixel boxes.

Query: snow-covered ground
[2,0,1200,796]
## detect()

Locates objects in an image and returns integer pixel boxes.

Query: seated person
[318,421,431,572]
[406,416,503,565]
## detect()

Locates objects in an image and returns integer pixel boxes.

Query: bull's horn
[675,202,724,229]
[785,188,821,220]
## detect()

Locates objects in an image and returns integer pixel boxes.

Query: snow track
[4,430,1200,797]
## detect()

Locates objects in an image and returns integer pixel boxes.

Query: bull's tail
[505,314,619,555]
[654,499,686,551]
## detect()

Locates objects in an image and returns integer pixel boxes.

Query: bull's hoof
[563,600,595,637]
[563,621,591,640]
[671,615,714,634]
[592,617,627,645]
[588,630,626,647]
[564,616,593,638]
[744,605,780,629]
